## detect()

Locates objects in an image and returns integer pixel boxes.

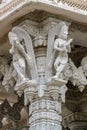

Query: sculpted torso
[54,38,68,64]
[8,32,26,82]
[12,48,25,68]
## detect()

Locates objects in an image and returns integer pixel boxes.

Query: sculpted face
[8,32,20,54]
[59,24,68,40]
[8,32,19,45]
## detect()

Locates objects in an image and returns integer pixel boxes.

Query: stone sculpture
[77,66,87,92]
[0,57,14,91]
[2,63,17,92]
[68,58,79,86]
[81,56,87,77]
[0,57,9,76]
[54,23,73,79]
[8,32,30,83]
[62,61,72,81]
[69,58,87,92]
[8,31,37,97]
[6,19,86,130]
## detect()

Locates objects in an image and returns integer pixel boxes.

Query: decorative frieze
[29,99,61,115]
[29,96,62,130]
[29,121,62,130]
[0,0,87,19]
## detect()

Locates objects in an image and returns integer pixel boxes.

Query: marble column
[24,34,64,130]
[8,18,71,130]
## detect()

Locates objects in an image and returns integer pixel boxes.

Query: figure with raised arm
[8,32,31,83]
[54,23,73,79]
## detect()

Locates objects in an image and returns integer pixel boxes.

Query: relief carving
[0,57,17,91]
[2,63,17,91]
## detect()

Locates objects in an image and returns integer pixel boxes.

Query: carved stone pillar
[8,18,71,130]
[28,92,62,130]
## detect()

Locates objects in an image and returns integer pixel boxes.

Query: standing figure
[81,56,87,77]
[8,32,28,83]
[54,23,73,79]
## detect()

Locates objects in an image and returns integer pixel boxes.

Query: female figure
[8,32,27,82]
[54,24,73,79]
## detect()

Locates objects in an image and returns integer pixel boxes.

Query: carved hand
[15,42,26,55]
[67,38,73,45]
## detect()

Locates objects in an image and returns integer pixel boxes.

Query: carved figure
[69,58,87,92]
[0,56,18,91]
[81,56,87,77]
[77,66,87,92]
[2,63,17,91]
[77,56,87,91]
[60,85,68,102]
[0,57,9,76]
[54,24,73,79]
[8,32,30,83]
[68,58,79,86]
[62,62,72,81]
